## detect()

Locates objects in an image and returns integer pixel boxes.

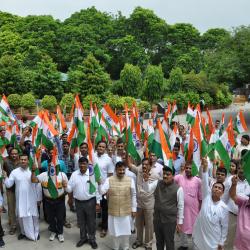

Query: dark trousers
[100,196,108,230]
[0,217,4,239]
[75,198,96,241]
[154,219,176,250]
[44,196,66,235]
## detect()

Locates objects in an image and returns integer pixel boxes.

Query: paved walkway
[0,203,194,250]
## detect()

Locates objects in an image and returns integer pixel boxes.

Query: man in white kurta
[5,154,41,241]
[98,161,137,250]
[192,159,229,250]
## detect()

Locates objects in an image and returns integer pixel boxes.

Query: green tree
[32,55,62,99]
[142,64,165,102]
[0,30,23,57]
[7,94,22,108]
[168,67,183,93]
[69,54,111,98]
[106,35,149,79]
[41,95,57,110]
[82,94,102,109]
[201,28,231,50]
[127,7,168,53]
[0,54,33,95]
[21,93,35,110]
[119,64,142,97]
[60,93,74,112]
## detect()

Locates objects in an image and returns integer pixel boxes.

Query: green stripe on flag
[47,176,58,199]
[215,140,230,171]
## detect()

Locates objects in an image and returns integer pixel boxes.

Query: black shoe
[178,247,188,250]
[76,239,88,247]
[132,242,143,249]
[18,234,26,240]
[70,206,76,212]
[89,240,98,249]
[37,234,40,240]
[0,239,5,247]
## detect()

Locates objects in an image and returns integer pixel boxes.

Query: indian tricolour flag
[241,150,250,185]
[124,105,141,163]
[74,95,86,145]
[146,119,154,151]
[190,118,201,176]
[169,101,178,123]
[186,102,195,126]
[101,104,119,132]
[169,123,178,150]
[205,108,214,141]
[42,113,59,150]
[234,110,248,134]
[151,119,172,167]
[47,147,60,199]
[56,105,67,134]
[90,102,99,137]
[95,113,109,144]
[87,121,101,194]
[191,113,208,176]
[0,95,16,121]
[215,118,235,171]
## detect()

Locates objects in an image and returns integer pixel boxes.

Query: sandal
[132,242,142,249]
[100,230,107,238]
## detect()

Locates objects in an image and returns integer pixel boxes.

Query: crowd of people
[0,113,249,250]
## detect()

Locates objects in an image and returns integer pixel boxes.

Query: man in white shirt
[94,140,114,237]
[31,156,68,243]
[193,159,229,250]
[5,153,41,241]
[74,142,88,170]
[234,134,250,160]
[66,157,98,249]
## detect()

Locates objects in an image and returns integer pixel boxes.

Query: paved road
[175,102,250,129]
[0,204,193,250]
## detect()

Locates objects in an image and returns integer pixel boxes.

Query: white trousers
[19,216,39,241]
[112,235,130,250]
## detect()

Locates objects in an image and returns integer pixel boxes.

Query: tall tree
[119,63,142,97]
[32,55,62,99]
[142,65,165,102]
[68,54,111,98]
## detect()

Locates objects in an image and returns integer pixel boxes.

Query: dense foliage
[0,7,247,108]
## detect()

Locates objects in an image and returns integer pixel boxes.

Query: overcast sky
[1,0,250,33]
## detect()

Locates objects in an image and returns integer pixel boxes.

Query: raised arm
[229,175,238,202]
[201,158,210,199]
[31,165,39,183]
[142,171,158,193]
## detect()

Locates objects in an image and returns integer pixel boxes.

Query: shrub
[120,96,136,108]
[7,94,22,108]
[138,101,151,112]
[165,91,199,110]
[82,95,102,109]
[41,95,57,110]
[200,93,213,106]
[21,93,35,109]
[60,93,74,112]
[105,93,124,110]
